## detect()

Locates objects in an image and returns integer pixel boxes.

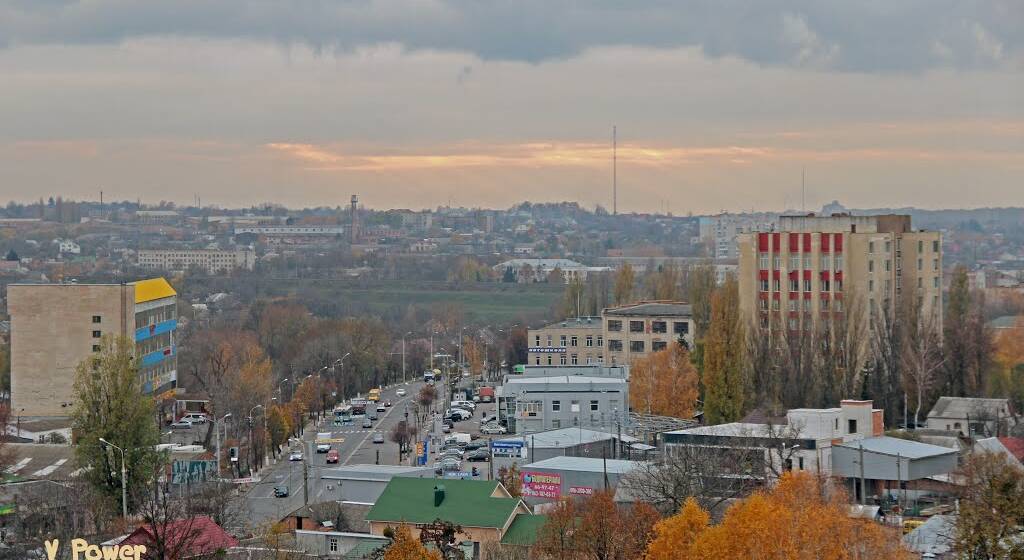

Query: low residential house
[117,516,238,559]
[365,478,534,558]
[925,397,1017,438]
[974,436,1024,469]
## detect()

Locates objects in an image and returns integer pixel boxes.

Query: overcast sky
[1,1,1021,213]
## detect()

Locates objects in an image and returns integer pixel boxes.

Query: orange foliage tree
[644,472,913,560]
[629,344,700,418]
[382,525,442,560]
[534,490,660,560]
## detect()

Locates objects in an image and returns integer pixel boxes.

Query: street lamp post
[98,438,128,520]
[248,405,264,473]
[215,413,232,476]
[335,353,351,400]
[402,331,412,383]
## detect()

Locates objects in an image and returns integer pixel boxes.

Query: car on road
[480,424,507,435]
[170,420,194,430]
[368,412,378,421]
[451,400,476,411]
[446,409,471,422]
[326,449,339,463]
[362,418,373,428]
[440,448,464,458]
[180,413,208,424]
[396,389,407,397]
[273,486,289,498]
[466,449,490,462]
[316,443,331,453]
[373,433,385,444]
[441,423,452,433]
[465,441,487,451]
[376,404,386,413]
[289,451,303,461]
[436,457,461,471]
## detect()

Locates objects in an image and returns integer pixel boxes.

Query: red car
[326,449,339,464]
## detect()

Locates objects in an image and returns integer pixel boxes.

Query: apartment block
[737,214,942,335]
[602,302,694,365]
[527,317,603,366]
[8,278,178,417]
[137,248,255,274]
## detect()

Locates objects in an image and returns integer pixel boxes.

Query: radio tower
[350,194,359,243]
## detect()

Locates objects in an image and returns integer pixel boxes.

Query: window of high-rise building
[885,260,891,272]
[885,241,891,253]
[934,277,940,288]
[869,241,875,254]
[804,279,811,291]
[629,321,644,333]
[652,321,667,334]
[918,277,923,289]
[607,320,622,332]
[597,336,603,347]
[759,299,769,310]
[772,299,780,311]
[773,279,781,291]
[789,255,800,269]
[788,300,797,312]
[885,279,891,292]
[560,355,567,365]
[933,258,939,271]
[790,279,799,291]
[788,318,798,330]
[92,315,102,323]
[673,322,689,335]
[917,258,923,271]
[834,256,843,271]
[835,299,844,312]
[773,255,781,269]
[760,279,770,291]
[803,299,812,311]
[630,341,645,352]
[535,335,541,346]
[868,260,874,273]
[759,254,769,269]
[932,240,939,252]
[918,240,924,252]
[803,256,812,268]
[822,279,831,291]
[586,336,593,347]
[821,255,831,270]
[570,336,577,347]
[822,299,830,311]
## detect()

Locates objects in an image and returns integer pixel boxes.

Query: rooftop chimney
[434,485,445,507]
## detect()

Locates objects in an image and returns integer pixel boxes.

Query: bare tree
[900,298,945,429]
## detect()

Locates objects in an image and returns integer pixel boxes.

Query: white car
[376,404,386,413]
[289,451,303,461]
[170,420,193,430]
[396,389,407,397]
[451,400,476,411]
[480,424,507,435]
[180,413,208,424]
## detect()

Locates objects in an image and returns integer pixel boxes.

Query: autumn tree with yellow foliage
[643,473,913,560]
[629,343,700,418]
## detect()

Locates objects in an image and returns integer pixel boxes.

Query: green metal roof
[500,514,547,546]
[366,477,521,529]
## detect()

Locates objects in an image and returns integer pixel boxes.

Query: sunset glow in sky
[1,2,1021,213]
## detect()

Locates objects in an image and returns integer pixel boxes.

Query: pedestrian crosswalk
[32,459,67,477]
[5,458,31,474]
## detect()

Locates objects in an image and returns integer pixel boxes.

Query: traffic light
[229,447,239,462]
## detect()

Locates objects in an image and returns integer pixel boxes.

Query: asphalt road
[243,379,428,525]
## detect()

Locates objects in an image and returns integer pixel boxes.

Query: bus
[368,388,381,402]
[423,371,435,383]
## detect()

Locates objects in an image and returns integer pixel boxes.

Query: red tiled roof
[120,516,237,558]
[998,437,1024,462]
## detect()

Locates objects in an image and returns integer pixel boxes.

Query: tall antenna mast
[613,125,617,215]
[801,167,806,213]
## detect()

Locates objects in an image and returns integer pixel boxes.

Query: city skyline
[1,2,1021,213]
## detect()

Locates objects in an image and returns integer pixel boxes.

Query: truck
[478,387,494,403]
[368,388,381,402]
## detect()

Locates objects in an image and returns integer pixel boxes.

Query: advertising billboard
[521,471,562,499]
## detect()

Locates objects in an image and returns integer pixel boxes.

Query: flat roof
[603,301,692,317]
[523,456,644,475]
[835,436,958,460]
[505,376,626,386]
[497,427,635,448]
[665,422,769,437]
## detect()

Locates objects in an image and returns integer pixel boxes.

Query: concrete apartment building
[699,213,776,259]
[736,214,942,335]
[8,278,178,416]
[603,302,694,365]
[137,248,255,274]
[527,317,603,366]
[527,303,694,367]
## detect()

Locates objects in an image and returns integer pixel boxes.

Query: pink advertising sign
[521,471,562,499]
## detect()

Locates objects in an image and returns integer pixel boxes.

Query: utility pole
[896,452,903,512]
[303,441,310,507]
[859,443,866,506]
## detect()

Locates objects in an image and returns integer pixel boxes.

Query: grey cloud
[0,0,1021,72]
